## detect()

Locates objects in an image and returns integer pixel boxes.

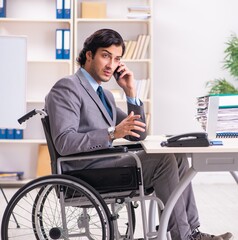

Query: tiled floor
[0,182,238,239]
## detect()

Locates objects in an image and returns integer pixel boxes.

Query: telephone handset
[113,66,122,81]
[161,132,210,147]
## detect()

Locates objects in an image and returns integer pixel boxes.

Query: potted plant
[206,33,238,94]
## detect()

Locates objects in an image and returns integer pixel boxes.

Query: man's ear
[86,51,92,60]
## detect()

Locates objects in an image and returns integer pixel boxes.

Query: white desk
[140,135,238,240]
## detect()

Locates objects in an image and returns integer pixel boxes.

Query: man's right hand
[114,111,146,139]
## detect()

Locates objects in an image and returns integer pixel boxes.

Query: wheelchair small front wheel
[1,175,114,240]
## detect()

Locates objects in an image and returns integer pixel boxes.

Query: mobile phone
[113,66,122,81]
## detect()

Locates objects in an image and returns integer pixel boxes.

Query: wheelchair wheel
[1,175,114,240]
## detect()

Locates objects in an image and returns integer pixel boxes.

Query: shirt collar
[80,67,99,92]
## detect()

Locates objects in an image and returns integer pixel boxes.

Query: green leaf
[223,33,238,78]
[206,78,238,94]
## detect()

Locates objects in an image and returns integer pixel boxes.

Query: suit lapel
[75,69,113,125]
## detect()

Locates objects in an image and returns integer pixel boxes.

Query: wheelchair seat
[41,115,141,194]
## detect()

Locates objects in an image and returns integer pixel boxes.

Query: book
[128,5,150,13]
[135,79,150,100]
[140,35,150,59]
[136,35,147,59]
[123,40,132,59]
[127,13,151,19]
[125,40,137,59]
[132,35,143,59]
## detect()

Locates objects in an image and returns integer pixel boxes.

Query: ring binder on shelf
[56,0,63,19]
[0,0,6,18]
[56,29,63,59]
[63,0,71,19]
[0,129,6,139]
[63,29,70,59]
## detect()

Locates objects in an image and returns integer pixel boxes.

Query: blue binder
[56,0,63,19]
[6,129,14,139]
[0,129,6,139]
[14,129,23,139]
[0,0,6,18]
[56,29,63,59]
[63,0,71,19]
[63,29,70,59]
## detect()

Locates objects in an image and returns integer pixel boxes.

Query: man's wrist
[108,126,115,140]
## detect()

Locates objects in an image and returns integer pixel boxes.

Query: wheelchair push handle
[18,109,47,124]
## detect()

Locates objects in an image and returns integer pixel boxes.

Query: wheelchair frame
[1,109,170,240]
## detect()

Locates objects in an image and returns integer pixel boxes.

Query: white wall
[152,0,238,135]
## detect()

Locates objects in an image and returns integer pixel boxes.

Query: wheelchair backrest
[41,116,60,174]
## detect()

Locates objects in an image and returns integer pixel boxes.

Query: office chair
[1,109,168,240]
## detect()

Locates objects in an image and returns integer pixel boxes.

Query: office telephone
[161,132,210,147]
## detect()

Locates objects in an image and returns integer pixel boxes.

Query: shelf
[0,139,46,144]
[0,179,33,188]
[121,59,151,63]
[0,18,72,23]
[75,18,150,23]
[28,59,71,64]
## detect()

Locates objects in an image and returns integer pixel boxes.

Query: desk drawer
[192,153,238,171]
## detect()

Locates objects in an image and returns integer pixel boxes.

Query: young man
[45,29,233,240]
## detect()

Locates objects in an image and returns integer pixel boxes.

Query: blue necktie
[97,86,113,119]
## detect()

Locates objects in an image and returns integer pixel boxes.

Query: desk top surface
[139,135,238,154]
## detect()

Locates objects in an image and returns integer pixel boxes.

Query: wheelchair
[1,109,170,240]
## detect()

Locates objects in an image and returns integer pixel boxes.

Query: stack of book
[127,5,151,19]
[0,171,24,181]
[195,94,238,138]
[124,34,150,59]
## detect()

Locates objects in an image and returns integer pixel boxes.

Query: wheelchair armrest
[121,143,143,151]
[59,146,128,159]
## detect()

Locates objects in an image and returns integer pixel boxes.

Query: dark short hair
[76,29,125,66]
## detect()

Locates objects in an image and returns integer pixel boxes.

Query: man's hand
[115,63,136,98]
[114,111,146,139]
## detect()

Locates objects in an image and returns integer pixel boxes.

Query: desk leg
[157,168,197,240]
[230,171,238,184]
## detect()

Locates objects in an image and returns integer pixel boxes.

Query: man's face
[85,45,123,84]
